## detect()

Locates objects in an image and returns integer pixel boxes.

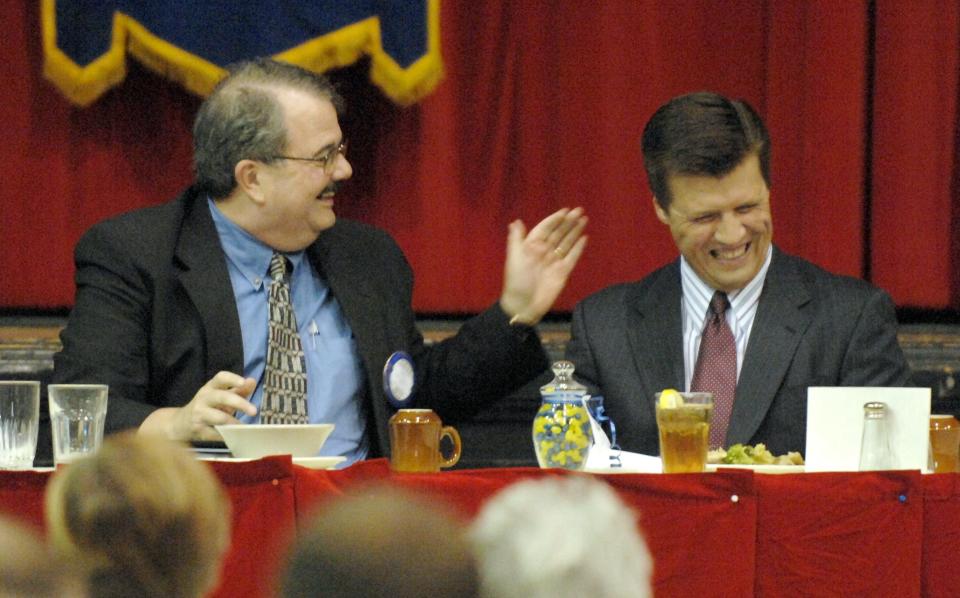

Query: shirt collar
[207,199,306,287]
[680,244,773,331]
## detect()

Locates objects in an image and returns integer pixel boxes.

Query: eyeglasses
[269,140,348,175]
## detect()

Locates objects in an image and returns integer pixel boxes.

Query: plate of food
[706,443,805,474]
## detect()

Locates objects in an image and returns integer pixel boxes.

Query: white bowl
[215,424,334,459]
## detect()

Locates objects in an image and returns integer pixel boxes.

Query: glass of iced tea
[655,391,713,473]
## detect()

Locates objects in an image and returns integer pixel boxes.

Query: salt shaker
[859,401,894,471]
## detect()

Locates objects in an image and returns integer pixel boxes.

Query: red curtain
[1,1,957,312]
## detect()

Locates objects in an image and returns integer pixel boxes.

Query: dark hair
[282,486,479,598]
[193,58,344,199]
[641,91,770,210]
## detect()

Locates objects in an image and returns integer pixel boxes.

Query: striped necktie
[261,253,308,424]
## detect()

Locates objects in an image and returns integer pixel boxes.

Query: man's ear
[653,197,670,225]
[234,159,266,204]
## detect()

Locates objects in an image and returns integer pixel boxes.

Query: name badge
[383,351,415,409]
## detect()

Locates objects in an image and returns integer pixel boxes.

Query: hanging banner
[41,0,442,106]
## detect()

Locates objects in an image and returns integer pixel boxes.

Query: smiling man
[565,91,910,456]
[54,59,588,465]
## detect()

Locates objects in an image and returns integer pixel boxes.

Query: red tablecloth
[1,459,957,598]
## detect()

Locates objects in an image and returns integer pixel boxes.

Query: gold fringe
[41,0,443,107]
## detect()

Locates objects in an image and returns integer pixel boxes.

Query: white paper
[805,387,930,472]
[583,401,662,473]
[584,448,663,473]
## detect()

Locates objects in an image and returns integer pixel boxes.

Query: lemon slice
[658,388,683,408]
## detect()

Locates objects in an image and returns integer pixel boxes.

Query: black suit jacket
[565,248,911,456]
[53,188,548,457]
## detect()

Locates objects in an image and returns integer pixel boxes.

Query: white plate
[706,463,805,474]
[199,456,346,470]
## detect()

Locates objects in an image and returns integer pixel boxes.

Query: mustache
[320,181,339,197]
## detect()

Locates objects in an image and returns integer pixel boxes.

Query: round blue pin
[383,351,415,409]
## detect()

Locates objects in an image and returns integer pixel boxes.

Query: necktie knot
[709,291,730,318]
[269,253,290,282]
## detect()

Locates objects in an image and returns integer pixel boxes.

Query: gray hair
[193,58,344,199]
[469,476,653,598]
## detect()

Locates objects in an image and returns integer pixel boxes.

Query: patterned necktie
[691,291,737,449]
[261,253,308,424]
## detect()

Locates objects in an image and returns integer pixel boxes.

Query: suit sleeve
[564,299,604,396]
[53,224,157,430]
[839,288,912,387]
[374,235,549,422]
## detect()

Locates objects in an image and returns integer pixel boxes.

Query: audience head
[0,514,83,597]
[469,476,653,598]
[641,91,770,211]
[193,57,345,200]
[282,485,478,598]
[44,432,231,598]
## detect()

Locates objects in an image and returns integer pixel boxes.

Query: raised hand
[499,207,588,325]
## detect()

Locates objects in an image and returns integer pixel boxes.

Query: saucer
[198,455,346,470]
[292,456,346,470]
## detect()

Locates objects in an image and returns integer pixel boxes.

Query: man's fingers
[562,235,588,265]
[526,208,571,243]
[207,371,250,390]
[207,388,257,417]
[505,219,526,255]
[553,214,588,258]
[197,405,244,427]
[542,207,585,250]
[201,373,257,416]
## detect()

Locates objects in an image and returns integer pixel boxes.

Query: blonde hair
[0,514,83,597]
[45,432,231,598]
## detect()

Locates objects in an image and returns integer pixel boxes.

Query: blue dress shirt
[208,200,368,465]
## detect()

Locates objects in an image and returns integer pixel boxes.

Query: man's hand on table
[139,371,257,442]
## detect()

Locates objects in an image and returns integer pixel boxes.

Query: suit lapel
[625,262,685,396]
[726,249,812,444]
[174,193,244,378]
[307,228,383,377]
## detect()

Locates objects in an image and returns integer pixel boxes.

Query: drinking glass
[0,381,40,469]
[48,384,108,465]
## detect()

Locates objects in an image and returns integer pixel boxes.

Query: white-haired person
[469,476,653,598]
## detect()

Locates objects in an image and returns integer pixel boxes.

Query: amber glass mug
[930,414,960,473]
[388,409,461,472]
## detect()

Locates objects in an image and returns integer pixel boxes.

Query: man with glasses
[53,58,587,465]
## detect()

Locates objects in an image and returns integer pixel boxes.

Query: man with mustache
[565,91,909,457]
[53,59,587,465]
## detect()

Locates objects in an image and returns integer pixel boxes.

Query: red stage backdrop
[1,1,958,313]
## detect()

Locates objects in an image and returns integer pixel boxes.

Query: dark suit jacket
[53,187,548,457]
[565,248,911,456]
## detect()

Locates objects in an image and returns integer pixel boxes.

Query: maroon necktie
[691,291,737,449]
